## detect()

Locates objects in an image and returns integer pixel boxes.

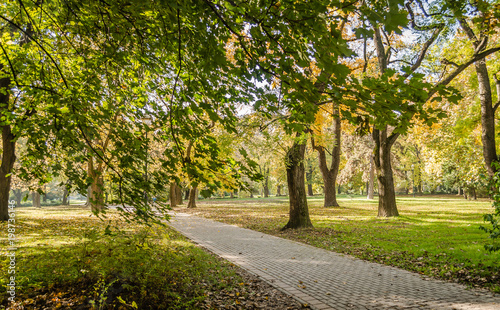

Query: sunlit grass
[178,194,500,293]
[0,205,248,309]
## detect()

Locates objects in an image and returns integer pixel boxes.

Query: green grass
[0,206,247,309]
[179,195,500,293]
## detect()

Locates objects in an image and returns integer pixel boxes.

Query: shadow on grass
[0,209,245,310]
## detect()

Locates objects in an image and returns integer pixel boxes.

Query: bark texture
[373,127,399,217]
[458,18,498,177]
[187,186,197,208]
[88,158,104,212]
[170,182,183,207]
[282,139,313,230]
[0,75,15,221]
[32,191,41,208]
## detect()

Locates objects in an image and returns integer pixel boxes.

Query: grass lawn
[0,206,278,309]
[179,194,500,293]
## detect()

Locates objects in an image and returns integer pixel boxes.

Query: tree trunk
[32,191,41,208]
[367,158,375,199]
[42,184,47,203]
[14,189,22,208]
[230,191,234,199]
[463,189,468,200]
[276,185,281,197]
[476,60,497,177]
[62,187,69,205]
[187,186,197,208]
[0,74,15,221]
[264,168,270,198]
[88,158,104,212]
[457,20,498,177]
[312,107,341,207]
[184,188,190,200]
[306,159,314,196]
[373,127,399,217]
[472,187,477,200]
[170,182,183,208]
[282,138,313,230]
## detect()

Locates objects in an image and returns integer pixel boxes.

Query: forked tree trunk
[373,127,399,217]
[282,138,313,230]
[187,186,197,208]
[367,158,375,199]
[0,74,15,221]
[32,191,41,208]
[371,26,399,217]
[312,108,341,207]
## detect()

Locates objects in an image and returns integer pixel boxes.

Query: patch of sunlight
[169,240,194,248]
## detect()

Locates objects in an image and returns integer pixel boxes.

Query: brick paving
[167,212,500,310]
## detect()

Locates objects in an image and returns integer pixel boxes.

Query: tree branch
[403,24,443,78]
[428,46,500,99]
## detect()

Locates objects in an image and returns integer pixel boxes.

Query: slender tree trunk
[230,191,234,199]
[367,158,375,199]
[277,185,282,197]
[0,74,15,221]
[282,138,313,230]
[472,187,477,200]
[373,127,399,217]
[32,191,41,208]
[184,188,190,200]
[264,168,270,198]
[306,159,314,196]
[14,189,22,208]
[187,186,197,208]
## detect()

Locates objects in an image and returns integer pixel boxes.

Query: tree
[282,133,313,230]
[311,104,342,207]
[448,1,500,177]
[1,0,262,222]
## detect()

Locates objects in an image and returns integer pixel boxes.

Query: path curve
[167,212,500,310]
